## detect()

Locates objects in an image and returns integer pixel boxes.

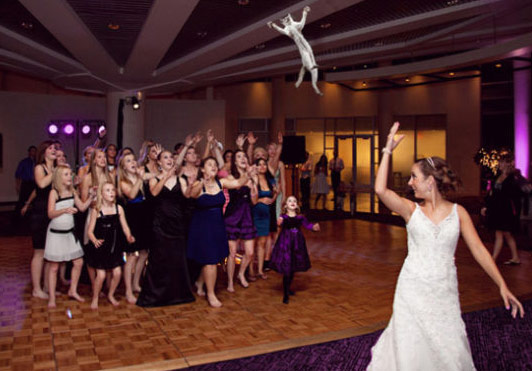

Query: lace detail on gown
[367,203,476,371]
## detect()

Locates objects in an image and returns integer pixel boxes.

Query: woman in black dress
[118,153,150,304]
[137,142,196,307]
[30,140,56,299]
[482,153,523,264]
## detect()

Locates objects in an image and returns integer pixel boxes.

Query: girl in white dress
[368,122,524,371]
[44,165,95,308]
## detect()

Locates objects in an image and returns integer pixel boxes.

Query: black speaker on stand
[280,136,306,197]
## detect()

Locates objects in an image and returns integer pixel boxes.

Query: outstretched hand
[267,21,273,29]
[385,122,405,152]
[501,286,525,318]
[236,134,246,149]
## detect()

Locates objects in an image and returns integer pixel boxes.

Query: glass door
[335,135,376,213]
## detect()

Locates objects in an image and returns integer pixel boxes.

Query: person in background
[299,151,312,212]
[15,145,37,219]
[329,149,344,210]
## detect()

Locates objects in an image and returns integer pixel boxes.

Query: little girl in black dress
[87,182,135,309]
[270,196,320,304]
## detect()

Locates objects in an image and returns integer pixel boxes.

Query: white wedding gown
[367,203,476,371]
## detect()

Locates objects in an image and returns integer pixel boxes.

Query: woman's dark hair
[230,150,247,179]
[36,140,56,164]
[315,154,328,175]
[255,158,273,191]
[416,156,461,195]
[223,149,234,163]
[198,156,218,180]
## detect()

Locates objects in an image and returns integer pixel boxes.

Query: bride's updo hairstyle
[416,156,461,196]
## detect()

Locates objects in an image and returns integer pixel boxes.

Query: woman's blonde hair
[117,153,143,199]
[138,140,156,166]
[253,147,268,161]
[89,149,114,188]
[95,181,116,212]
[52,164,74,194]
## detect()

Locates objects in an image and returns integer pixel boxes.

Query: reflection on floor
[1,218,531,370]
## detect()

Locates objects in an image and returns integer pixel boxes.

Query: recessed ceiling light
[238,0,249,5]
[197,31,208,38]
[320,23,331,29]
[363,64,368,69]
[449,72,455,76]
[107,23,120,30]
[362,81,367,87]
[495,63,502,68]
[404,77,410,82]
[255,44,265,50]
[332,66,337,70]
[21,21,33,30]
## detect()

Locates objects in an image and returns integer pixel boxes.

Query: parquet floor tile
[1,219,531,369]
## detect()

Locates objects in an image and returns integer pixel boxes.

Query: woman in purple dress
[270,196,320,304]
[224,150,258,292]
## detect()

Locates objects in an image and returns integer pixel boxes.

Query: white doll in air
[267,6,323,96]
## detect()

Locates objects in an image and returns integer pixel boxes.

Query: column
[106,91,145,153]
[270,77,285,142]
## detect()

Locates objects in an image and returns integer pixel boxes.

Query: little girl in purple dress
[270,196,320,304]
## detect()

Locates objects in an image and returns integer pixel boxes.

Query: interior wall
[214,79,481,196]
[144,99,225,155]
[0,91,106,202]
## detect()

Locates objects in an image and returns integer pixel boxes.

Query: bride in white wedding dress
[367,122,524,371]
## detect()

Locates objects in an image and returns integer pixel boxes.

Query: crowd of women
[25,129,322,309]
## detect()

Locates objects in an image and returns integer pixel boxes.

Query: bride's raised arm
[374,122,414,221]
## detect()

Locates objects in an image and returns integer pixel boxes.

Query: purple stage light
[514,64,530,178]
[63,123,75,135]
[81,124,91,135]
[98,125,106,135]
[48,123,59,135]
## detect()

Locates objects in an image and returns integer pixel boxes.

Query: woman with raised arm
[136,138,196,307]
[186,156,252,307]
[224,150,258,291]
[367,122,524,370]
[117,153,150,303]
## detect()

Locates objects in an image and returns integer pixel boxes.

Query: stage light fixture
[48,123,59,135]
[81,124,91,135]
[98,125,106,135]
[131,97,140,110]
[63,123,75,135]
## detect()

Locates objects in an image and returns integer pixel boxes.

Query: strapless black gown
[136,180,195,307]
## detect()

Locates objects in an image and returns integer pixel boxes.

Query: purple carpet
[188,300,532,370]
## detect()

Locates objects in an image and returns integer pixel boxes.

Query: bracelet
[381,148,392,155]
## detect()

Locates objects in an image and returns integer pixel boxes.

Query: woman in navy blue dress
[251,158,277,279]
[186,156,252,307]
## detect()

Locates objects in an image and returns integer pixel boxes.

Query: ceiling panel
[158,0,302,68]
[0,0,74,58]
[65,0,154,66]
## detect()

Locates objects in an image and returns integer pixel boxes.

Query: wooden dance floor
[1,219,531,370]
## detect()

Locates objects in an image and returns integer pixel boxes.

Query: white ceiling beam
[325,31,532,81]
[0,25,86,74]
[124,0,199,77]
[18,0,120,79]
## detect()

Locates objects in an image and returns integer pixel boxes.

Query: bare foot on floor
[227,284,235,293]
[108,296,119,306]
[32,290,49,300]
[90,299,98,310]
[195,282,205,297]
[207,295,222,308]
[126,294,137,304]
[48,300,56,309]
[68,292,85,303]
